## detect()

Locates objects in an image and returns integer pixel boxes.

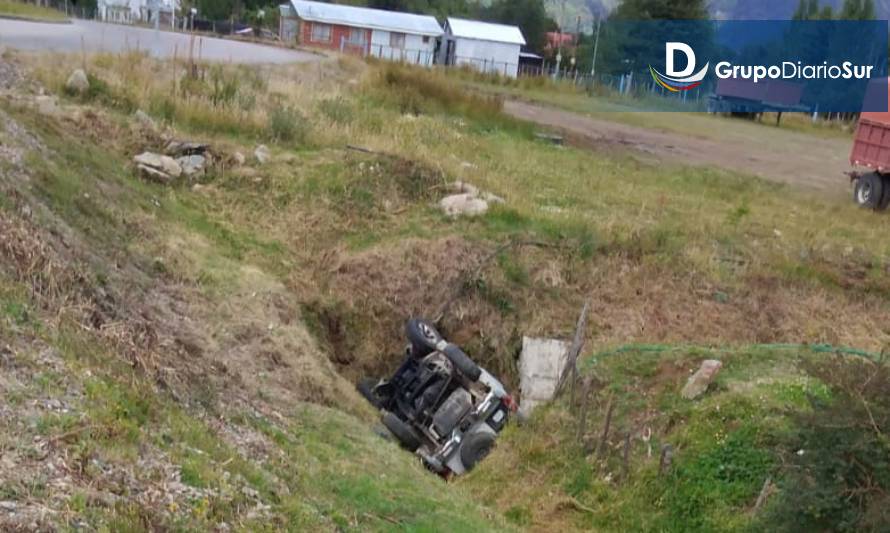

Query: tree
[840,0,876,19]
[794,0,875,20]
[612,0,708,20]
[479,0,557,54]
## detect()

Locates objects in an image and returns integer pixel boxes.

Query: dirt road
[506,100,854,195]
[0,19,319,64]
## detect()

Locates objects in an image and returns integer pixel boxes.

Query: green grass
[0,0,67,21]
[9,51,890,532]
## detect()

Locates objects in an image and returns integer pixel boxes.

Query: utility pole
[590,15,601,79]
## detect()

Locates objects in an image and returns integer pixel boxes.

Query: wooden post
[595,393,614,459]
[576,376,594,444]
[658,444,673,476]
[621,432,631,482]
[753,477,773,512]
[556,301,591,403]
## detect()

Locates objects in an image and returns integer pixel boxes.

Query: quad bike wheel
[459,426,497,471]
[382,411,422,452]
[406,318,441,358]
[357,378,383,409]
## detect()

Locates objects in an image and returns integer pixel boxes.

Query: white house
[443,18,526,78]
[97,0,178,27]
[97,0,141,24]
[283,0,443,67]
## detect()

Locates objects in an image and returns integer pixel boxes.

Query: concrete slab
[518,336,569,418]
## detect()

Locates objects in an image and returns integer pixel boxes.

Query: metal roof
[446,18,526,46]
[289,1,443,37]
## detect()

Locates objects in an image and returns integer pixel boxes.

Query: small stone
[232,151,246,165]
[254,144,271,164]
[34,95,58,116]
[681,360,723,400]
[65,69,89,94]
[439,193,489,218]
[134,110,157,132]
[0,501,17,512]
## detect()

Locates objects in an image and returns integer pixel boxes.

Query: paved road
[0,19,320,64]
[506,100,853,194]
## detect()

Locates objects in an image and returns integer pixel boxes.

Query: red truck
[851,80,890,209]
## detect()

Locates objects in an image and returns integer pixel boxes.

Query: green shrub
[267,104,309,144]
[760,356,890,532]
[209,65,241,108]
[318,97,353,124]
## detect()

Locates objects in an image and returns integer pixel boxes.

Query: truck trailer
[850,80,890,209]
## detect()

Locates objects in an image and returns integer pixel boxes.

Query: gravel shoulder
[505,99,855,195]
[0,19,319,64]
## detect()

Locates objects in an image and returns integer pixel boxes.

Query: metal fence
[368,44,435,67]
[453,55,517,77]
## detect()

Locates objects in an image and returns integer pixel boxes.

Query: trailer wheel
[854,172,884,210]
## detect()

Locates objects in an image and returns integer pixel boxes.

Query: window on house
[346,27,367,45]
[390,32,406,49]
[422,36,430,44]
[311,23,332,43]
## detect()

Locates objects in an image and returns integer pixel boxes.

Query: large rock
[681,360,723,400]
[133,152,183,184]
[176,154,206,177]
[518,336,570,418]
[439,193,489,218]
[165,140,209,157]
[65,69,89,94]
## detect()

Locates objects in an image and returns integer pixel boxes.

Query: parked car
[358,319,516,476]
[850,79,890,210]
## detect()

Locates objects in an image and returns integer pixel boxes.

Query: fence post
[659,444,673,476]
[595,393,615,459]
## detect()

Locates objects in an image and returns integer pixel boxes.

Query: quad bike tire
[442,344,482,382]
[357,378,383,409]
[459,426,497,471]
[382,411,422,452]
[406,318,440,358]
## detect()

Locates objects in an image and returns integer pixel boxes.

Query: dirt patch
[505,99,853,195]
[300,236,490,381]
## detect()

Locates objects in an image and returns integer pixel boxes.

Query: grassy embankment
[0,0,67,22]
[1,48,888,531]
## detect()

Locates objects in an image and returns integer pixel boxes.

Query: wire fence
[368,44,435,67]
[452,55,517,77]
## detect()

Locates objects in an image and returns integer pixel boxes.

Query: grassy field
[0,0,67,21]
[1,49,888,531]
[463,74,857,141]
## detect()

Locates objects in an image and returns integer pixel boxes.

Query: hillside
[1,47,889,531]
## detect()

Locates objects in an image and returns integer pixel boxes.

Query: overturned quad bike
[358,319,516,476]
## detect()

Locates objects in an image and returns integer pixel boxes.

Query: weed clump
[266,104,309,144]
[370,64,516,131]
